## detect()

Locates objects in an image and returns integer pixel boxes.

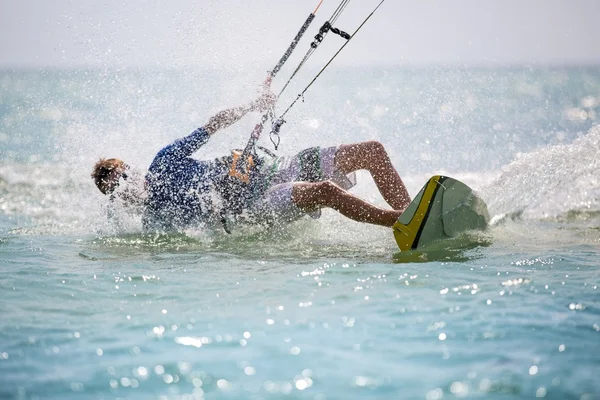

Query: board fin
[393,176,489,251]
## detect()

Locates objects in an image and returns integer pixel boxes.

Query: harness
[217,146,279,232]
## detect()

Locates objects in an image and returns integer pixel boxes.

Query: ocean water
[1,66,600,400]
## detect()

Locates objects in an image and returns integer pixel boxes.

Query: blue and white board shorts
[251,146,357,223]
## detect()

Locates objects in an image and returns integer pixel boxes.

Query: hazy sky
[1,0,599,68]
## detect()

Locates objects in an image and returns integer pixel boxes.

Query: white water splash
[481,125,600,221]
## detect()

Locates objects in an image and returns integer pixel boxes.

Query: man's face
[112,168,147,207]
[104,165,128,194]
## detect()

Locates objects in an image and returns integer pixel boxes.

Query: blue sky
[1,0,599,68]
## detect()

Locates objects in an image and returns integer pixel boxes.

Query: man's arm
[153,90,276,161]
[203,91,276,135]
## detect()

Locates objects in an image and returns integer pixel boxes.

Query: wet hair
[91,158,127,195]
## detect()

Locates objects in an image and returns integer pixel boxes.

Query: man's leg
[334,141,411,211]
[292,181,402,227]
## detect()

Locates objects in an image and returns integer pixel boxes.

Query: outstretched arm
[153,87,276,161]
[203,91,276,135]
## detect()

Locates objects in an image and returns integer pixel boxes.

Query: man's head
[91,158,129,195]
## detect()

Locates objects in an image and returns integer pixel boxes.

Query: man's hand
[202,79,277,135]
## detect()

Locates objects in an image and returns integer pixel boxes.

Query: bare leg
[334,141,411,211]
[292,181,402,227]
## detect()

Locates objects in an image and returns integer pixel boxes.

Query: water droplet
[426,388,443,400]
[295,379,308,390]
[450,381,468,395]
[529,365,538,375]
[354,376,370,387]
[216,379,229,390]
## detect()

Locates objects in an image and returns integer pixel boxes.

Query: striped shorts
[251,146,356,223]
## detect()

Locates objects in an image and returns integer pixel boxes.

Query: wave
[480,125,600,223]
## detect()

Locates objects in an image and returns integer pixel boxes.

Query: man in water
[91,88,411,232]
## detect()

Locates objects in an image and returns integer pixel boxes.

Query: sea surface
[1,66,600,399]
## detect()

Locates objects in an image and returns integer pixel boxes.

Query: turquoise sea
[1,66,599,399]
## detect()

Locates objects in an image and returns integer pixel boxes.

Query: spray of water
[481,125,600,222]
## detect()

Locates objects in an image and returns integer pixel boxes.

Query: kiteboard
[393,176,489,251]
